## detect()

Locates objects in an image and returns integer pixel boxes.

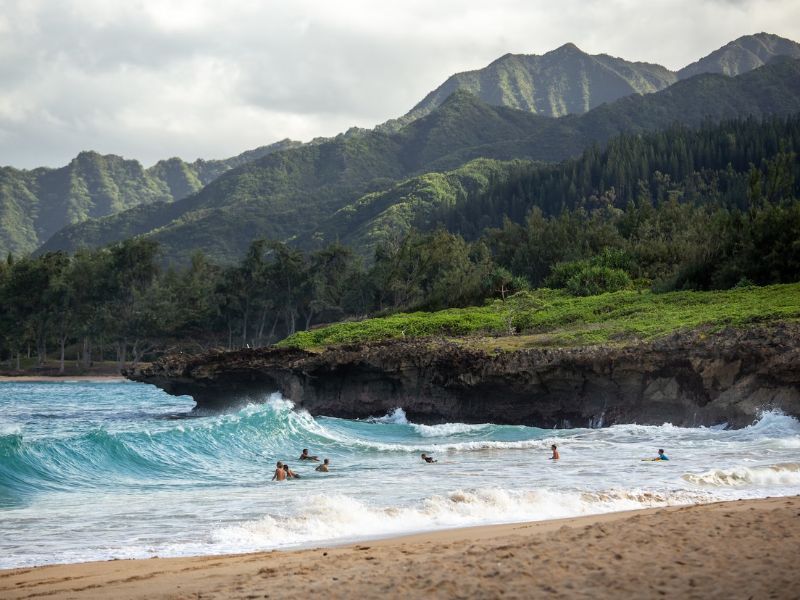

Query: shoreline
[0,375,127,382]
[2,496,798,599]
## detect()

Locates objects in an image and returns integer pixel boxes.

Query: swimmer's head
[324,458,329,464]
[276,461,283,468]
[551,444,557,450]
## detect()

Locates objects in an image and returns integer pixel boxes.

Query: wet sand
[2,496,798,599]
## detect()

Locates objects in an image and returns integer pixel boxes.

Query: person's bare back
[272,461,287,481]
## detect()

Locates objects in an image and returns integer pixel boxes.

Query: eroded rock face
[127,324,800,428]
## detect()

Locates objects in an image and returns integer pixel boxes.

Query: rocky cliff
[127,324,800,428]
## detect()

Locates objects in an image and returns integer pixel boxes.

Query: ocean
[1,381,799,569]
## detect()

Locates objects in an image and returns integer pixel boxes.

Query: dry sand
[2,496,798,599]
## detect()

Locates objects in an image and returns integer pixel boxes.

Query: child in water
[315,458,330,472]
[421,453,437,463]
[283,464,300,478]
[272,461,286,481]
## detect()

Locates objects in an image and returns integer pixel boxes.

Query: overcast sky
[1,0,798,169]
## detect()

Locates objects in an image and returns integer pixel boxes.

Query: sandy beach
[0,375,126,382]
[2,496,798,599]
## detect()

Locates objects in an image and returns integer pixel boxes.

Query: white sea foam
[412,422,491,437]
[368,407,409,425]
[683,463,800,487]
[212,487,711,551]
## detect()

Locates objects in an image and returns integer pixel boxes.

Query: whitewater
[1,382,799,569]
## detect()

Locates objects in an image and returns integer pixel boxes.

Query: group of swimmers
[272,449,331,481]
[273,444,669,480]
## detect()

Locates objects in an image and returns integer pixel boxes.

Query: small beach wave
[683,463,800,487]
[212,486,711,551]
[412,422,492,437]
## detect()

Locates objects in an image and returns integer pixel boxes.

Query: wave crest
[683,463,800,487]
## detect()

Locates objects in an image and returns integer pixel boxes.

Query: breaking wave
[683,463,800,487]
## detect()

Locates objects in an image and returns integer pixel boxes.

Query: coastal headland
[129,323,800,428]
[2,496,798,600]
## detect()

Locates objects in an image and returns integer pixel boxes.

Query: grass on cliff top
[277,282,800,351]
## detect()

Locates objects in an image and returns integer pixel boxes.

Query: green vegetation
[0,140,300,257]
[39,58,800,264]
[3,112,800,370]
[279,283,800,350]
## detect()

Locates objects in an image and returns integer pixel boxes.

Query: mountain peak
[678,32,800,79]
[549,42,583,55]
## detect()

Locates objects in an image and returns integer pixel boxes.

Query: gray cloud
[0,0,798,168]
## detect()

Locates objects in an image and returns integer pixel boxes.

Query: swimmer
[315,458,330,472]
[272,461,286,481]
[421,453,437,463]
[283,464,300,478]
[643,449,669,461]
[550,444,560,460]
[299,449,319,461]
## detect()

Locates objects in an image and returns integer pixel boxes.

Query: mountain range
[0,139,300,256]
[381,32,800,128]
[4,32,800,260]
[38,57,800,263]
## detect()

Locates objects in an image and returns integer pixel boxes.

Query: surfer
[315,458,330,472]
[283,464,300,478]
[550,444,560,460]
[272,461,286,481]
[299,449,320,461]
[421,453,437,463]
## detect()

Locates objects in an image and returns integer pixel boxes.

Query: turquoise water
[1,381,799,568]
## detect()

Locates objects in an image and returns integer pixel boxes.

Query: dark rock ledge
[126,324,800,428]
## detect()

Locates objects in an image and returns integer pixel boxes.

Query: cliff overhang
[126,324,800,429]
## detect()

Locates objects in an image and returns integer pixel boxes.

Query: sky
[1,0,799,169]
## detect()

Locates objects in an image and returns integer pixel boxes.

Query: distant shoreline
[0,375,127,382]
[1,496,797,599]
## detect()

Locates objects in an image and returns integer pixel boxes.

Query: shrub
[565,265,632,296]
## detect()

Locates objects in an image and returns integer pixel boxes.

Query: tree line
[1,115,798,370]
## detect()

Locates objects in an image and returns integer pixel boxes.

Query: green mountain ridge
[678,32,800,79]
[381,33,800,131]
[0,139,301,256]
[38,58,800,264]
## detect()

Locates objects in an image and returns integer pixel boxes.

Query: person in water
[315,458,330,472]
[550,444,560,460]
[421,453,437,463]
[283,464,300,478]
[272,461,286,481]
[643,449,669,461]
[299,449,319,461]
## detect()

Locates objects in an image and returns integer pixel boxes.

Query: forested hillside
[39,59,800,264]
[3,113,799,370]
[0,139,300,257]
